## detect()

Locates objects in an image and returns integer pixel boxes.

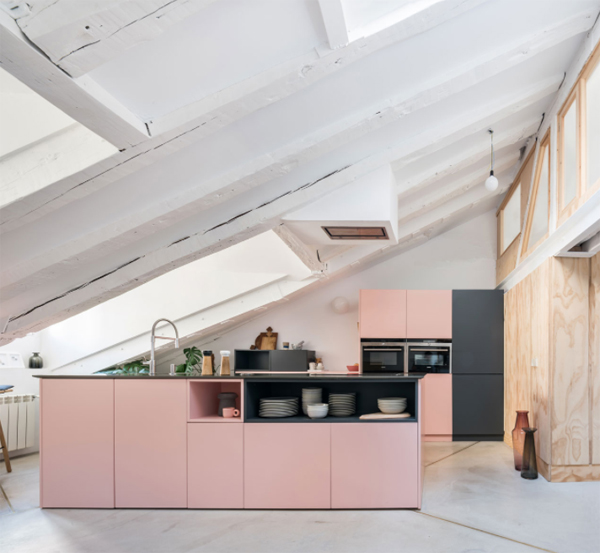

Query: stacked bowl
[302,388,323,415]
[307,403,329,419]
[377,397,407,414]
[259,397,299,418]
[329,393,356,417]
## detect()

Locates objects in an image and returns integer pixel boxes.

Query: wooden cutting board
[359,412,411,420]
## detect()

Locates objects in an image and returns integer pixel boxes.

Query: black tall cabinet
[452,290,504,441]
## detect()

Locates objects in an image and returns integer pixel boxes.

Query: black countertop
[34,373,424,380]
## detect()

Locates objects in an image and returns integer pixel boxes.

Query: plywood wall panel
[551,257,590,466]
[530,260,551,464]
[590,252,600,465]
[516,276,532,415]
[504,288,519,440]
[496,235,520,286]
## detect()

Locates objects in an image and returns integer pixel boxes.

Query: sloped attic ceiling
[0,0,599,344]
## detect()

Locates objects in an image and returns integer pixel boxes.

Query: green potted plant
[95,359,148,375]
[176,346,203,375]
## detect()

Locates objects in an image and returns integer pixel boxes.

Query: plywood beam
[0,74,557,304]
[7,0,219,78]
[318,0,349,49]
[0,10,147,149]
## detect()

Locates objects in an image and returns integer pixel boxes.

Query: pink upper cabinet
[40,379,115,508]
[244,423,331,509]
[360,289,407,338]
[115,379,187,508]
[407,290,452,339]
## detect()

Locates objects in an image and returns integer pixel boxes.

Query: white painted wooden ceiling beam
[396,151,519,225]
[396,118,539,201]
[6,0,220,78]
[0,71,557,305]
[0,6,577,237]
[148,0,488,136]
[0,9,148,150]
[318,0,349,49]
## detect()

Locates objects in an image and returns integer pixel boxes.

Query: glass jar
[201,350,213,376]
[220,351,231,376]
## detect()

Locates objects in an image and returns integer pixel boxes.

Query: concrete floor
[1,442,598,553]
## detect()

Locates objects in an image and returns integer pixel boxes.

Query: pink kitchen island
[36,374,424,510]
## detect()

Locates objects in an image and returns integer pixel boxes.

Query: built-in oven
[407,341,452,374]
[361,340,406,373]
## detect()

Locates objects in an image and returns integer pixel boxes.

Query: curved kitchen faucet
[145,319,180,376]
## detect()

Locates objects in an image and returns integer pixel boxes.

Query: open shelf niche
[244,379,418,423]
[188,379,244,422]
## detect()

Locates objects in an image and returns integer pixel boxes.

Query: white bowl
[307,404,329,419]
[379,405,407,414]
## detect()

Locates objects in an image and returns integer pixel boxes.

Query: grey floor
[1,442,598,553]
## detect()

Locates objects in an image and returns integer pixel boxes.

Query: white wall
[184,210,497,371]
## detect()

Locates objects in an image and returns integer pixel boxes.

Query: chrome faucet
[145,319,180,376]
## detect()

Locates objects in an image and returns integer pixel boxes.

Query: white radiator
[0,394,38,452]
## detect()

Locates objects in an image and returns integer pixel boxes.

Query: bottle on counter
[220,351,231,376]
[202,350,213,376]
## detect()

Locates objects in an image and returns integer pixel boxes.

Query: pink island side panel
[331,423,419,509]
[40,379,115,508]
[244,423,331,509]
[115,379,187,508]
[188,423,244,508]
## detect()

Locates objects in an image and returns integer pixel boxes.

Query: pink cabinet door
[407,290,452,339]
[331,423,419,508]
[244,424,330,508]
[422,374,453,439]
[40,379,115,508]
[188,423,243,508]
[360,290,407,338]
[115,380,187,508]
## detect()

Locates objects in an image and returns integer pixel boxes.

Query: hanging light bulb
[484,129,499,192]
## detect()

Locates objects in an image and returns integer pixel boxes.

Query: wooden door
[360,290,407,338]
[244,423,330,508]
[115,379,187,508]
[40,379,115,508]
[331,423,419,508]
[422,374,452,440]
[407,290,452,339]
[188,423,243,508]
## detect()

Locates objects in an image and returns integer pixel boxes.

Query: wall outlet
[531,358,538,367]
[0,352,24,368]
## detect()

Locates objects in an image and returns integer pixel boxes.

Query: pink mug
[223,407,240,418]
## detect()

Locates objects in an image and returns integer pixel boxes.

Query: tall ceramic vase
[511,410,529,471]
[521,428,538,480]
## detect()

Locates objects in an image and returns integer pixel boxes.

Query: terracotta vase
[512,410,530,471]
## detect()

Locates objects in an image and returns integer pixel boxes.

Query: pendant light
[485,129,499,192]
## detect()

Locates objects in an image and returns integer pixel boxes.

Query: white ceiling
[0,0,599,344]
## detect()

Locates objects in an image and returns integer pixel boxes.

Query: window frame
[522,130,551,259]
[580,42,600,200]
[556,85,581,223]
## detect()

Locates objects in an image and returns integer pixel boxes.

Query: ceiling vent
[322,226,389,240]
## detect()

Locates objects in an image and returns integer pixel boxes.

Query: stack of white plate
[329,393,356,417]
[377,397,407,414]
[259,397,299,418]
[302,388,323,415]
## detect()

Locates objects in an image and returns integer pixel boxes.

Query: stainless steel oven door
[361,342,406,373]
[407,343,452,373]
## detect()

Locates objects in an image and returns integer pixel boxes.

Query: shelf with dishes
[244,379,418,423]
